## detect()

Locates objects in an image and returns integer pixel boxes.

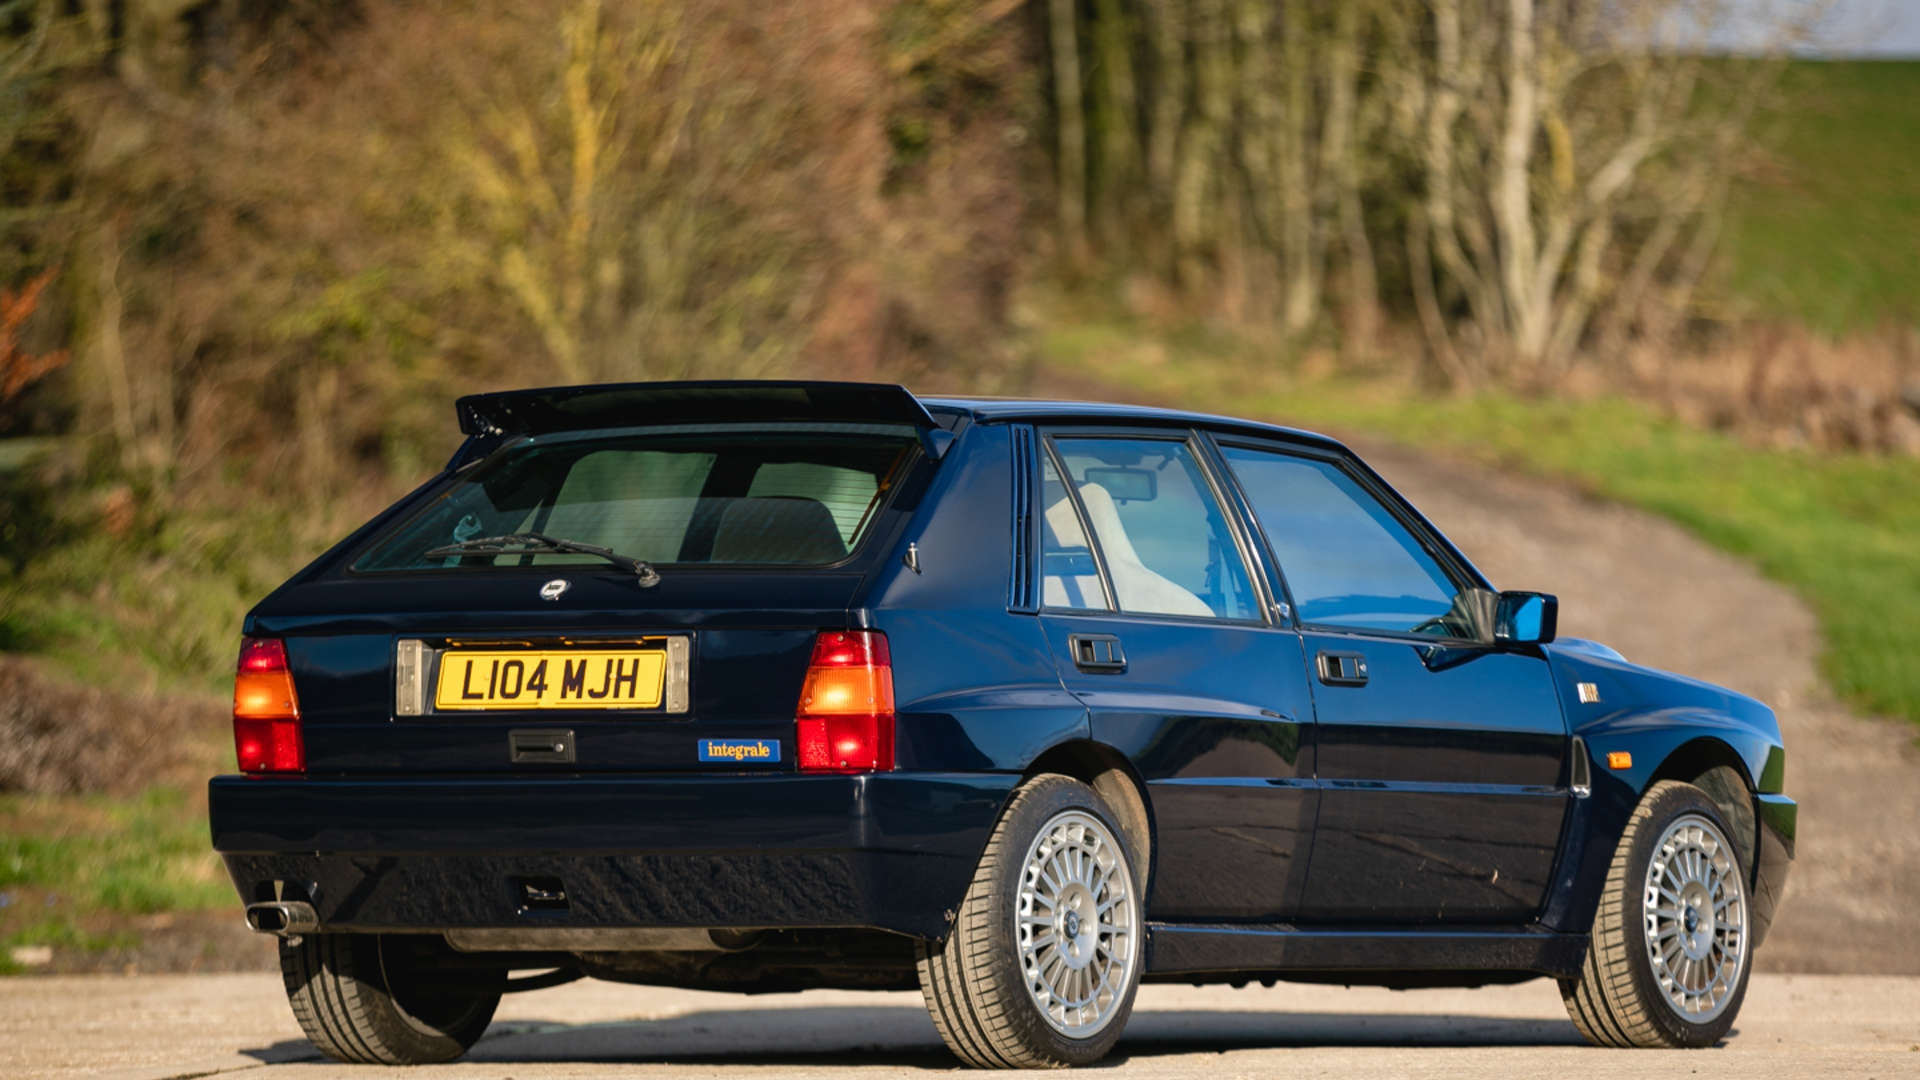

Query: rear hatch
[246,382,937,775]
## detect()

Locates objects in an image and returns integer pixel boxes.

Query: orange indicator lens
[796,631,895,773]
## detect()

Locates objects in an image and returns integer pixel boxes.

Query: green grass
[1717,60,1920,332]
[0,787,231,920]
[0,470,390,693]
[1038,318,1920,727]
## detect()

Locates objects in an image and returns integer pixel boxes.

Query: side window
[1220,446,1461,635]
[1041,454,1111,610]
[1050,437,1259,620]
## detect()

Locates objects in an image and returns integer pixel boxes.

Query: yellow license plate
[433,650,666,710]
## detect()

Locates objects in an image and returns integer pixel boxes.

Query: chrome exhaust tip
[245,901,319,937]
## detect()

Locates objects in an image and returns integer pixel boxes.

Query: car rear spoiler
[449,380,950,468]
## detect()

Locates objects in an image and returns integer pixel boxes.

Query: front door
[1215,442,1570,924]
[1034,431,1317,923]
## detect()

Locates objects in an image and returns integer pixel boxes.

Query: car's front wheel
[280,932,503,1064]
[1561,779,1753,1047]
[916,774,1145,1068]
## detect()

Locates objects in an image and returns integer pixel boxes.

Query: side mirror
[1494,591,1558,645]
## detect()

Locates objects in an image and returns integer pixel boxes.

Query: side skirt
[1145,923,1588,982]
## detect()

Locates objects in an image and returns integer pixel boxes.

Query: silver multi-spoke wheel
[1561,778,1757,1049]
[1015,809,1138,1038]
[917,775,1145,1067]
[1642,813,1747,1022]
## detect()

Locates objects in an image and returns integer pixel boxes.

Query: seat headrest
[1073,484,1142,564]
[709,496,847,564]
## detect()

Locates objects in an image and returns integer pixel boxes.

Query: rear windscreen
[354,425,919,572]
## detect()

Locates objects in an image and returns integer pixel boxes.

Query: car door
[1032,429,1318,923]
[1214,440,1570,924]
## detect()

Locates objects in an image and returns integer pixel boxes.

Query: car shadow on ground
[238,1004,1587,1068]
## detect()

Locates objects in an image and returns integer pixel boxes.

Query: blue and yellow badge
[698,738,781,764]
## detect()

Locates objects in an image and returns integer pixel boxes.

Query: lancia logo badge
[539,579,570,602]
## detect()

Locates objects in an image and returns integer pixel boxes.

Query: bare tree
[1402,0,1811,382]
[1047,0,1810,382]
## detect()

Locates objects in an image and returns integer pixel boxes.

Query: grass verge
[1037,317,1920,727]
[0,785,233,973]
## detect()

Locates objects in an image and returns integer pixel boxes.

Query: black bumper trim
[1751,792,1796,949]
[210,772,1015,941]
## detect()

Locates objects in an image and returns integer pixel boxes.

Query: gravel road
[5,973,1914,1080]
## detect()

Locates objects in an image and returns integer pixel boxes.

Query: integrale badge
[698,738,780,763]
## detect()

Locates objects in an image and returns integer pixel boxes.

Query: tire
[1561,779,1754,1048]
[280,933,503,1065]
[916,774,1146,1068]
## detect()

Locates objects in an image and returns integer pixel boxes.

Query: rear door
[1032,429,1318,923]
[1214,441,1570,924]
[256,422,925,775]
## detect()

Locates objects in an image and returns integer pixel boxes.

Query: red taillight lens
[233,637,304,773]
[796,630,894,774]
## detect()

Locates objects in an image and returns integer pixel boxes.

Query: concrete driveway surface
[2,973,1914,1080]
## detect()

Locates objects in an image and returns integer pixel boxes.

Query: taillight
[796,630,895,773]
[233,637,304,773]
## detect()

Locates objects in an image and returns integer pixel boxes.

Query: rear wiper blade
[423,533,661,587]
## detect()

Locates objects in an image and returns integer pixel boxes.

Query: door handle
[1068,633,1127,673]
[1315,650,1369,687]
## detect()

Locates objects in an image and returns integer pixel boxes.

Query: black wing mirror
[1493,591,1558,645]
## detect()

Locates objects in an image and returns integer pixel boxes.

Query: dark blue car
[210,381,1795,1067]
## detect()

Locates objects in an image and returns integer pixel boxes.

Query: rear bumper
[1751,792,1796,949]
[209,772,1016,941]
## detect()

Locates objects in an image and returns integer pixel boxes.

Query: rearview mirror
[1081,466,1157,504]
[1494,591,1558,645]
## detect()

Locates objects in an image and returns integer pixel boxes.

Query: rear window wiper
[423,533,661,587]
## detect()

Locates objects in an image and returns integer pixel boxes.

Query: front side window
[354,425,916,572]
[1220,446,1462,635]
[1047,436,1259,620]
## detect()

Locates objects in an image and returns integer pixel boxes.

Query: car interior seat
[709,496,848,564]
[1045,484,1212,617]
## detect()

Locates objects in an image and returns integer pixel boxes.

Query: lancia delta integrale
[210,381,1794,1067]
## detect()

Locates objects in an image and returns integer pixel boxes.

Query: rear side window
[1046,436,1260,621]
[1040,454,1111,610]
[355,426,916,572]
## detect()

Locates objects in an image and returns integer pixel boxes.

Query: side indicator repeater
[1606,751,1633,770]
[1576,682,1601,704]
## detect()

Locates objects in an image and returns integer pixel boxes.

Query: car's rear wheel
[280,932,503,1064]
[916,774,1144,1068]
[1561,779,1752,1048]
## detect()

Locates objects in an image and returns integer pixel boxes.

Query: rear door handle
[1315,650,1369,687]
[1068,634,1127,673]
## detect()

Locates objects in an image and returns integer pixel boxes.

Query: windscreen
[354,425,918,572]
